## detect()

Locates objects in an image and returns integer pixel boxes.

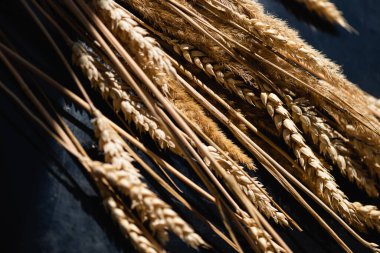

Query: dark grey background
[1,0,379,252]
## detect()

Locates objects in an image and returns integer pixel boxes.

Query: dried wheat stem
[293,0,354,31]
[92,115,207,248]
[72,42,175,149]
[285,95,379,197]
[73,40,279,225]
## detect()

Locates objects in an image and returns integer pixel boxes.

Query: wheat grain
[368,94,380,119]
[236,209,285,252]
[92,114,207,248]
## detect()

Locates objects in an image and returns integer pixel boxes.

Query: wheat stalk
[125,0,380,152]
[285,95,379,197]
[154,29,380,232]
[92,114,207,248]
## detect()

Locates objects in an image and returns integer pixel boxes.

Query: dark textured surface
[1,1,380,253]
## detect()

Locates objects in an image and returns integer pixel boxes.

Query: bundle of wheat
[1,0,380,252]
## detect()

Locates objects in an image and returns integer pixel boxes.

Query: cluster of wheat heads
[1,0,380,252]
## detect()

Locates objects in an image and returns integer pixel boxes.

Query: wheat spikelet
[92,114,207,248]
[368,95,380,119]
[293,0,353,31]
[72,42,175,149]
[285,95,379,197]
[353,202,380,233]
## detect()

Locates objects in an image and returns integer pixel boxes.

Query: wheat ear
[104,196,162,253]
[92,115,207,248]
[90,174,163,253]
[293,0,354,31]
[92,0,174,94]
[72,42,175,149]
[285,95,379,197]
[209,0,359,90]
